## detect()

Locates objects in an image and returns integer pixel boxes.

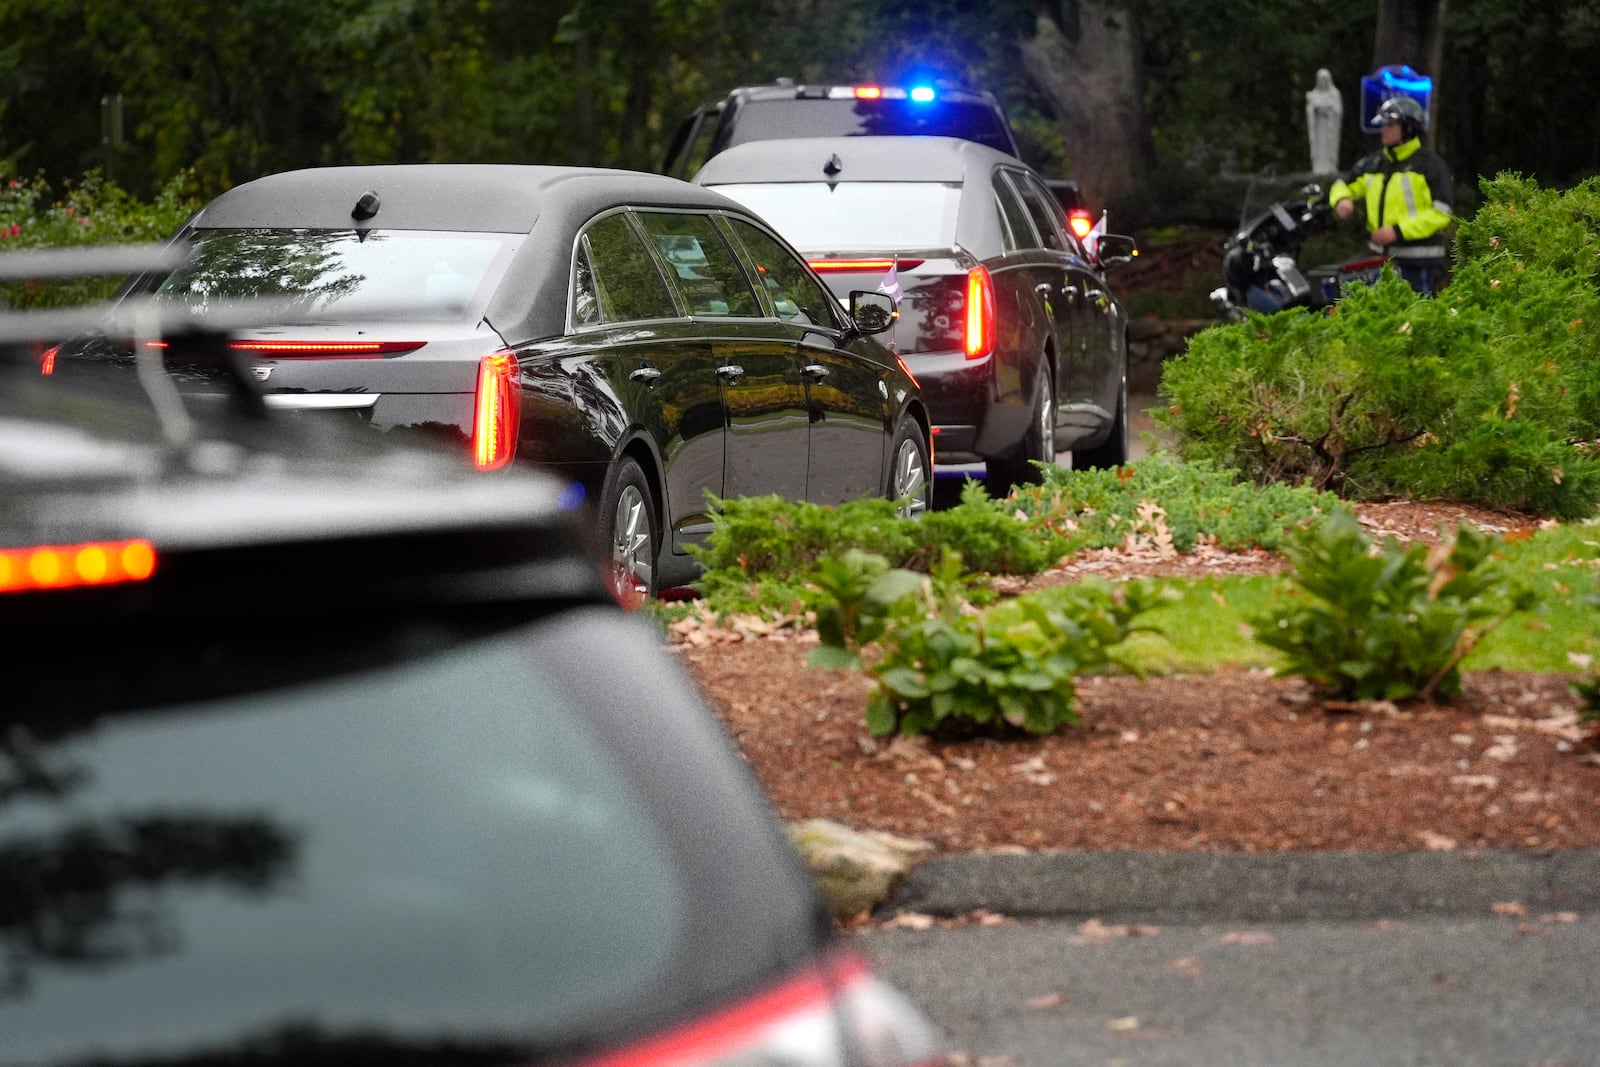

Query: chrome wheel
[1033,365,1056,463]
[893,430,930,518]
[608,483,652,598]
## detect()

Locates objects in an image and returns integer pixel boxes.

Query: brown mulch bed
[670,501,1600,855]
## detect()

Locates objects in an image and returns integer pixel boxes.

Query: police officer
[1329,95,1454,294]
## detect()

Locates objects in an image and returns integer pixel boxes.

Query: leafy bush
[1156,173,1600,518]
[1252,510,1535,701]
[1012,453,1344,552]
[807,549,1161,737]
[692,483,1071,616]
[0,170,199,308]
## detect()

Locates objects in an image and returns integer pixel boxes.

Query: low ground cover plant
[1251,511,1536,701]
[1011,453,1343,553]
[806,549,1161,737]
[1156,173,1600,518]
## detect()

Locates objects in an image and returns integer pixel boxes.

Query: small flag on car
[876,258,902,303]
[1085,211,1107,259]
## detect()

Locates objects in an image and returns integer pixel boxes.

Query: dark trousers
[1394,258,1450,295]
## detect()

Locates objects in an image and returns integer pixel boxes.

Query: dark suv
[0,249,943,1067]
[662,80,1022,180]
[663,79,1093,234]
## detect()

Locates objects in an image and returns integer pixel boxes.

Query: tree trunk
[1018,1,1150,213]
[1373,0,1448,148]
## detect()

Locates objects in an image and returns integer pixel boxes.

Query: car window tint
[633,212,760,318]
[723,218,844,329]
[707,183,961,251]
[575,213,679,324]
[1,625,687,1061]
[1008,171,1068,252]
[993,175,1035,251]
[153,229,515,322]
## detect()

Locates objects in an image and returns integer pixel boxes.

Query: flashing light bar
[1067,210,1095,240]
[0,539,157,594]
[826,86,925,102]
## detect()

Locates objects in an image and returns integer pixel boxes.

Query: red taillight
[1068,209,1094,240]
[965,266,994,360]
[0,539,157,594]
[472,350,521,471]
[807,258,924,273]
[39,345,58,376]
[575,951,941,1067]
[227,340,425,359]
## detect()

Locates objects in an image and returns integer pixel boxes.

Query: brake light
[0,539,157,593]
[227,340,425,358]
[1068,209,1095,240]
[39,345,58,375]
[965,266,994,360]
[472,350,521,471]
[808,258,924,273]
[576,952,941,1067]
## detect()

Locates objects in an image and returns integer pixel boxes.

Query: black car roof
[186,164,769,342]
[194,164,742,233]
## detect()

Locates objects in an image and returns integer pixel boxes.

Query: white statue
[1306,68,1343,176]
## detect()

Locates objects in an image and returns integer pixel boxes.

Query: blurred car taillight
[0,539,157,593]
[965,266,995,360]
[576,950,942,1067]
[1067,208,1095,240]
[472,349,522,471]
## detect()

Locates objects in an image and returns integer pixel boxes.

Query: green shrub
[808,549,1161,737]
[1013,453,1343,552]
[1252,510,1535,701]
[692,483,1071,617]
[1156,173,1600,518]
[0,170,199,308]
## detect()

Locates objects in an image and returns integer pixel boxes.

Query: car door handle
[716,364,745,382]
[629,367,662,384]
[802,363,829,381]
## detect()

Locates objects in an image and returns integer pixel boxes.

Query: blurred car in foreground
[695,136,1138,493]
[73,164,930,600]
[0,261,944,1067]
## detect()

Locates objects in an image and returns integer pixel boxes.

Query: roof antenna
[823,154,843,178]
[352,190,381,221]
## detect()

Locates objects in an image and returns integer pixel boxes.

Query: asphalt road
[857,912,1600,1066]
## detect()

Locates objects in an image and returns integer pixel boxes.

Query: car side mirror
[1094,233,1138,268]
[848,290,896,335]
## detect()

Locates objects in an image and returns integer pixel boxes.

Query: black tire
[889,416,932,518]
[599,456,658,606]
[986,359,1055,495]
[1074,371,1129,470]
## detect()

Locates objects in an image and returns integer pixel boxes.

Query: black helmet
[1371,95,1426,139]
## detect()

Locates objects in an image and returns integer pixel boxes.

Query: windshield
[0,624,684,1065]
[708,182,962,251]
[152,229,516,322]
[722,98,1014,155]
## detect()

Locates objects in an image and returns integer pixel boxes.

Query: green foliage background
[3,0,1598,214]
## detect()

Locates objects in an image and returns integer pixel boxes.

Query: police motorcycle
[1209,181,1386,321]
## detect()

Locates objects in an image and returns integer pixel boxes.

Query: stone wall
[1128,317,1218,394]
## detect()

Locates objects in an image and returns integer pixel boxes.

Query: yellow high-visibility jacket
[1328,136,1454,261]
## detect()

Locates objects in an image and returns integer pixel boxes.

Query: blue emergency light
[909,86,936,103]
[1359,64,1433,133]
